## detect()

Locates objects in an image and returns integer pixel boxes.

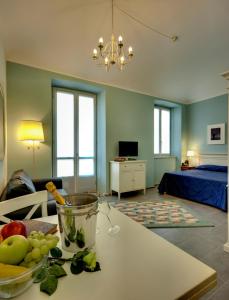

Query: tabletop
[15,206,216,300]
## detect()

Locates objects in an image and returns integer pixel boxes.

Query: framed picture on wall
[207,123,225,145]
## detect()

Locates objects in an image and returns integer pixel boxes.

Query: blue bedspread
[158,169,228,211]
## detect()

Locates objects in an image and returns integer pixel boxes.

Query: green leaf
[68,217,77,242]
[50,247,62,258]
[70,260,85,275]
[73,249,89,260]
[33,267,47,283]
[40,275,58,296]
[76,228,85,248]
[68,226,76,242]
[48,264,67,278]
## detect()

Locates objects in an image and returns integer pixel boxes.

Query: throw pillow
[1,169,36,201]
[11,169,36,193]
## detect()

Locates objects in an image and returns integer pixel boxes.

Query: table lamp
[18,120,44,177]
[186,150,194,166]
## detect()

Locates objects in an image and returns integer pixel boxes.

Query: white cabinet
[110,160,146,199]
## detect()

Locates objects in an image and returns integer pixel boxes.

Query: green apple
[0,235,29,265]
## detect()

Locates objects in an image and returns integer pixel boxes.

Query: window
[53,89,96,178]
[56,91,74,177]
[78,95,95,176]
[154,107,170,154]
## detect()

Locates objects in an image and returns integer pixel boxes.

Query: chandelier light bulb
[120,56,125,64]
[99,37,104,45]
[105,57,109,65]
[128,46,133,57]
[118,35,123,48]
[92,48,98,60]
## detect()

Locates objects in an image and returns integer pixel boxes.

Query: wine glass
[98,193,120,236]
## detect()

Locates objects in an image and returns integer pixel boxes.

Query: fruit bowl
[0,256,47,299]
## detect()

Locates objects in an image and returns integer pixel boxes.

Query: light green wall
[154,157,176,184]
[7,62,166,191]
[7,63,109,192]
[0,43,6,193]
[187,94,228,154]
[106,87,154,188]
[171,106,182,168]
[7,63,53,180]
[7,62,186,192]
[97,91,107,192]
[181,104,188,162]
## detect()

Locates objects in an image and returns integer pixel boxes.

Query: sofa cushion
[1,169,36,201]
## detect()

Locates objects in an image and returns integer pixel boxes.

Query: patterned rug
[111,200,214,228]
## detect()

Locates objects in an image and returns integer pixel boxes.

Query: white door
[53,88,96,194]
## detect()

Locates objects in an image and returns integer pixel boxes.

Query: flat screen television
[118,141,138,157]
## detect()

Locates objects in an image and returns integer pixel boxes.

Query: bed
[158,164,228,211]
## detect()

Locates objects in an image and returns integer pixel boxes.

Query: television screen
[118,141,138,157]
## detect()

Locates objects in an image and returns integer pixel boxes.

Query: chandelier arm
[114,4,178,42]
[103,43,110,57]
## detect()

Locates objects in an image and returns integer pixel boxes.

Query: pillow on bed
[195,165,228,172]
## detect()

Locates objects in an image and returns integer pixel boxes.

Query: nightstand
[181,166,195,171]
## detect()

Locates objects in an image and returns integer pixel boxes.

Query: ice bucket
[56,194,98,252]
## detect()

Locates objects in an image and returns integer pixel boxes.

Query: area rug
[111,200,214,228]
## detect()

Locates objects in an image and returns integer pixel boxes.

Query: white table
[16,207,216,300]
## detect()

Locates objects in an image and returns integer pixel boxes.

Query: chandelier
[92,0,133,71]
[92,0,178,72]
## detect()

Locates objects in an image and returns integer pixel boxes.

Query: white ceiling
[0,0,229,103]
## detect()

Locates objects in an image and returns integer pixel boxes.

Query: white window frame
[154,106,171,155]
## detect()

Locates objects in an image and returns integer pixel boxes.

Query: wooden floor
[107,188,229,300]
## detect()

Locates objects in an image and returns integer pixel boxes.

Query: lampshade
[187,150,194,157]
[18,120,44,142]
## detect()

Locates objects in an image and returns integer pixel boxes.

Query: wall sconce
[18,120,44,177]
